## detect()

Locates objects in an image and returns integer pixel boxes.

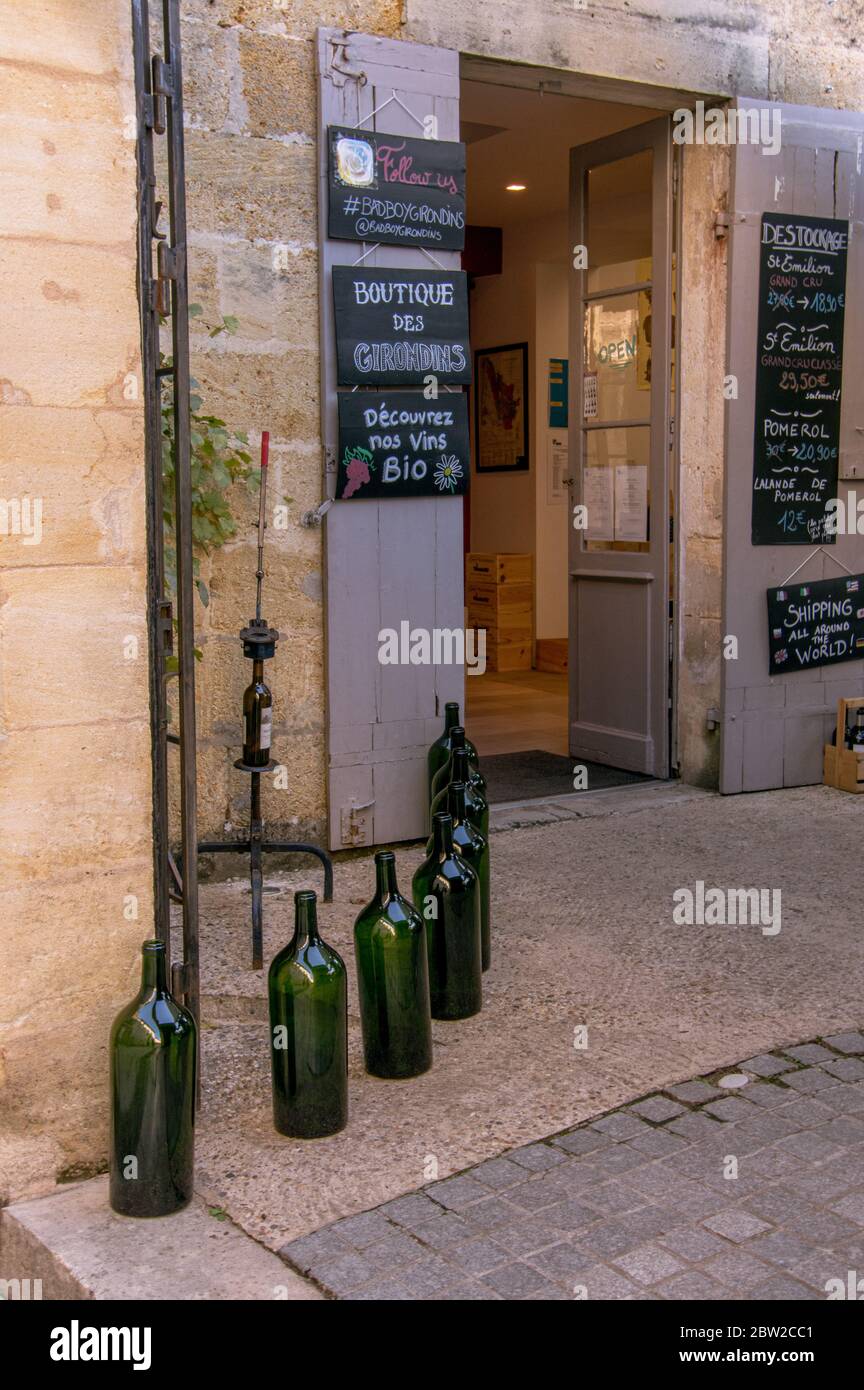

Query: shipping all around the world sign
[336,392,469,500]
[332,266,472,387]
[767,572,864,675]
[328,126,466,251]
[752,212,849,546]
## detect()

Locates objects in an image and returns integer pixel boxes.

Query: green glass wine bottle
[109,939,196,1218]
[430,726,487,803]
[412,812,482,1021]
[427,702,480,802]
[433,781,491,973]
[430,745,489,839]
[242,657,273,767]
[353,851,433,1079]
[269,890,348,1138]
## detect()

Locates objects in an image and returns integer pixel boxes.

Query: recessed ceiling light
[506,183,526,192]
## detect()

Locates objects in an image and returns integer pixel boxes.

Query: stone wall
[406,0,864,110]
[180,1,401,847]
[0,0,151,1198]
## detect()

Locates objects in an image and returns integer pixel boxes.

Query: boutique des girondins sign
[327,124,470,501]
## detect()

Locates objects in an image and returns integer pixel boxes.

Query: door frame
[568,115,674,776]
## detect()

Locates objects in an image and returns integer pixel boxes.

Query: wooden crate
[465,552,533,672]
[823,697,864,793]
[535,637,568,673]
[466,552,533,586]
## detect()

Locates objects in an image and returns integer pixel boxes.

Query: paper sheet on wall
[547,431,568,504]
[614,463,648,542]
[583,466,614,541]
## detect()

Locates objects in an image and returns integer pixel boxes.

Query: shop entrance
[461,71,676,801]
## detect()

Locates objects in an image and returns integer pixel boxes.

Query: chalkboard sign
[752,212,849,545]
[332,266,471,387]
[767,572,864,675]
[328,126,466,251]
[336,392,469,499]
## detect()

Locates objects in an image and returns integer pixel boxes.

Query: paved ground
[279,1034,864,1300]
[188,783,864,1259]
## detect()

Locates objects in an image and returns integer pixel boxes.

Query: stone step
[0,1175,320,1301]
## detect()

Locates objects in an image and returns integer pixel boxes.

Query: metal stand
[198,758,333,971]
[178,432,333,970]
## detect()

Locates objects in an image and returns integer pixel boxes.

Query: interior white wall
[469,213,570,640]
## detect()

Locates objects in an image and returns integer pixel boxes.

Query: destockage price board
[752,212,849,546]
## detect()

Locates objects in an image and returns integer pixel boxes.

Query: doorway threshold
[488,779,712,833]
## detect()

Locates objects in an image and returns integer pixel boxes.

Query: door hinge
[328,39,367,87]
[150,242,182,315]
[713,210,730,240]
[150,56,173,134]
[158,598,173,656]
[341,798,374,847]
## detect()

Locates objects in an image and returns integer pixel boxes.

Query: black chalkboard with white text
[767,573,864,675]
[752,212,849,545]
[332,266,471,387]
[336,392,469,499]
[327,126,466,250]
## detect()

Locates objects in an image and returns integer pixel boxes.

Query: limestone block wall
[179,1,401,847]
[0,0,151,1198]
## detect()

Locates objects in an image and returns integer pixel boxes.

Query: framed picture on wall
[474,343,529,472]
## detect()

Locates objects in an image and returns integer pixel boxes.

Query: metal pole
[131,0,172,951]
[255,431,269,623]
[162,0,200,1031]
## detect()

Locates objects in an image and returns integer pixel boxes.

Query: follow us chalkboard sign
[752,212,849,546]
[332,266,471,387]
[336,392,469,499]
[767,572,864,675]
[328,126,466,251]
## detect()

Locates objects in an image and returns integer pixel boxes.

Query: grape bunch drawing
[341,445,374,498]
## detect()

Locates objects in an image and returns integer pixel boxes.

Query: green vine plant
[161,304,258,670]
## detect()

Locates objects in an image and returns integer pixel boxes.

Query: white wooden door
[721,98,864,792]
[568,118,673,776]
[316,30,465,849]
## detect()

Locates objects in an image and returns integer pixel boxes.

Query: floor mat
[478,749,651,803]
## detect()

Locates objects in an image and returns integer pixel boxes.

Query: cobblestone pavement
[279,1033,864,1300]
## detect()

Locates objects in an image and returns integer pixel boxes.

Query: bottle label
[260,707,272,750]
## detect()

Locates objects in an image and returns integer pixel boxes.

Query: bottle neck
[446,782,468,824]
[432,816,455,858]
[450,748,470,783]
[252,658,265,684]
[443,703,460,732]
[375,855,400,900]
[293,893,320,945]
[140,942,168,994]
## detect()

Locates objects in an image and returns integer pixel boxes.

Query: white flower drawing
[434,455,463,492]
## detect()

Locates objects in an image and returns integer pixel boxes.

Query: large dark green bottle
[353,851,433,1079]
[109,939,196,1218]
[412,812,482,1021]
[430,782,491,973]
[430,725,487,803]
[269,890,348,1138]
[427,702,479,802]
[430,745,489,839]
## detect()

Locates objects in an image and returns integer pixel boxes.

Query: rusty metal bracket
[329,37,367,87]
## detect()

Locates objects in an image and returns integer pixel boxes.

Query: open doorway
[460,73,675,804]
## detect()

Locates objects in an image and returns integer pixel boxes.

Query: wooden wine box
[823,697,864,793]
[466,552,533,672]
